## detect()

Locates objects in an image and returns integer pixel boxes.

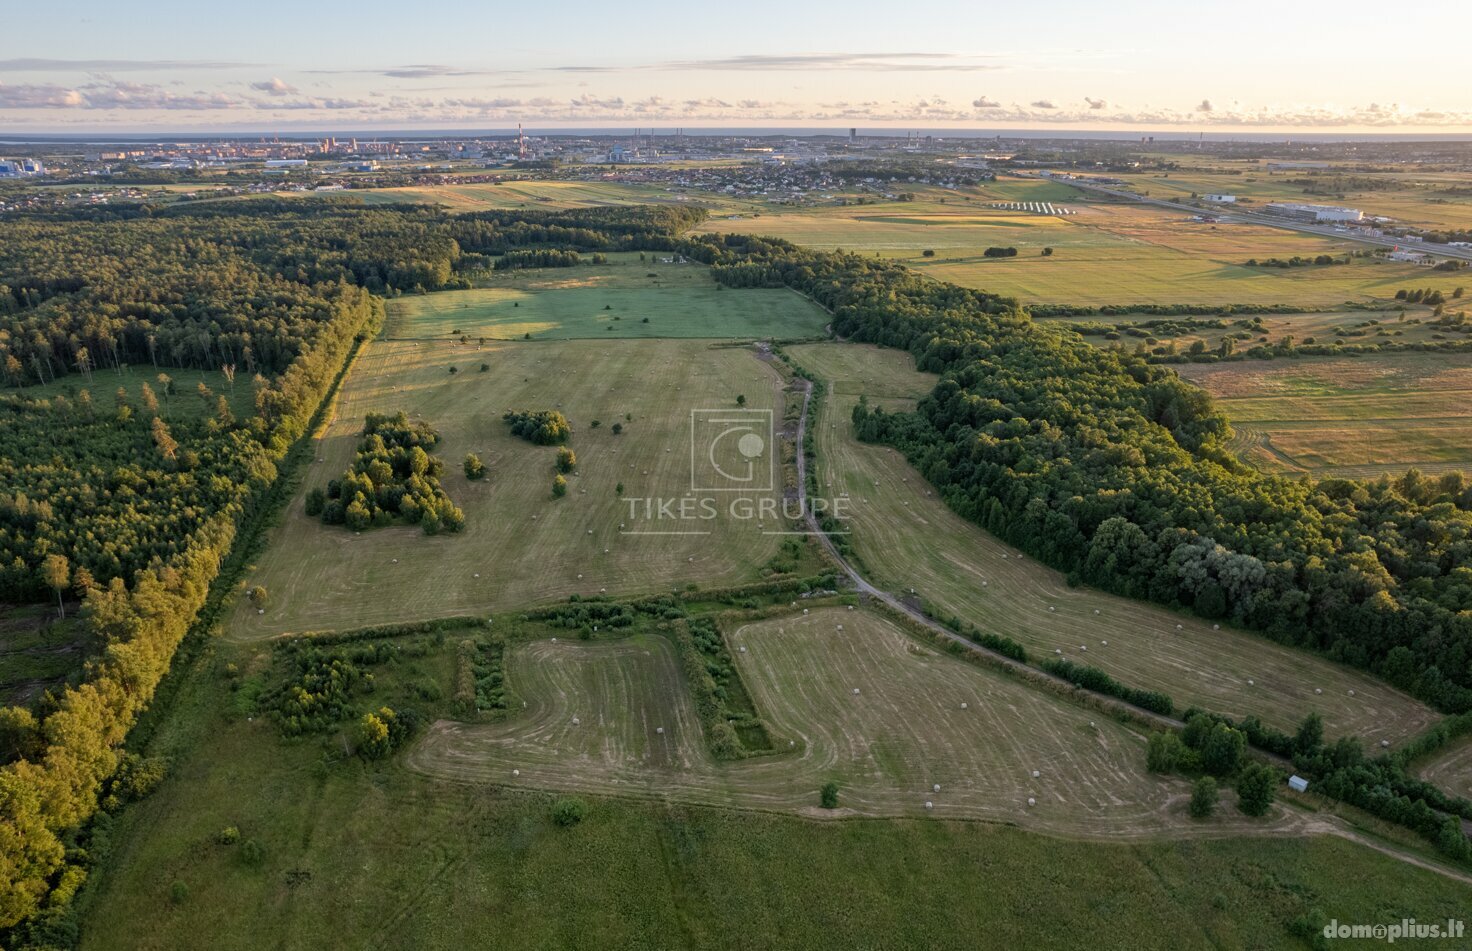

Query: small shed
[1287,775,1309,793]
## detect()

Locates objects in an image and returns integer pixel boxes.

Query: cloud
[1030,99,1057,109]
[972,96,1001,109]
[1084,97,1107,109]
[0,79,240,110]
[0,58,257,72]
[1196,98,1214,112]
[309,64,502,79]
[646,52,1001,72]
[250,77,298,96]
[0,83,87,108]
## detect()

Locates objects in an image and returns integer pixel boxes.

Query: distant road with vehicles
[1028,173,1472,264]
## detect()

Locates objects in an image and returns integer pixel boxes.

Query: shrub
[820,781,840,809]
[551,797,587,827]
[1189,777,1218,819]
[217,826,240,845]
[1236,763,1278,817]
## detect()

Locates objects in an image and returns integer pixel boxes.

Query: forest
[0,199,697,936]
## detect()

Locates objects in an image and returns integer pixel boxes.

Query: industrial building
[1262,202,1363,223]
[1202,194,1236,203]
[0,158,46,178]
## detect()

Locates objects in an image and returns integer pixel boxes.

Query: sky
[3,0,1471,133]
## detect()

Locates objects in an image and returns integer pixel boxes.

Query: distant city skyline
[4,0,1469,132]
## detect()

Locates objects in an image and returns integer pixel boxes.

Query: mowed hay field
[79,633,1472,951]
[384,255,829,340]
[1417,738,1472,799]
[1177,353,1472,480]
[698,197,1460,307]
[410,607,1301,838]
[229,336,795,638]
[786,342,1437,746]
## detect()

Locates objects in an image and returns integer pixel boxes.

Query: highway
[1026,173,1472,265]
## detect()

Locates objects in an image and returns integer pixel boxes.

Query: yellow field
[698,198,1460,307]
[787,342,1438,745]
[1177,353,1472,479]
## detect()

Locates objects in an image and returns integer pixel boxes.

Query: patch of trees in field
[683,231,1472,716]
[502,409,571,445]
[452,637,508,716]
[308,412,463,534]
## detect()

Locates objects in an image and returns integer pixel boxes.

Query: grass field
[786,342,1437,746]
[697,196,1466,308]
[1177,353,1472,480]
[410,607,1285,836]
[74,616,1472,951]
[384,255,828,340]
[228,334,811,638]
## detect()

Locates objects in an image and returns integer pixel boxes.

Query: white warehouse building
[1263,202,1364,223]
[1202,194,1236,203]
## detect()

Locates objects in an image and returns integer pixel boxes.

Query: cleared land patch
[1177,353,1472,479]
[230,337,798,638]
[410,607,1305,837]
[786,342,1437,746]
[384,255,827,340]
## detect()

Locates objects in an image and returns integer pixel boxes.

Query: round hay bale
[932,784,941,793]
[512,769,520,777]
[961,702,968,710]
[852,688,860,695]
[1031,769,1040,778]
[924,801,933,810]
[656,727,665,735]
[1026,797,1036,807]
